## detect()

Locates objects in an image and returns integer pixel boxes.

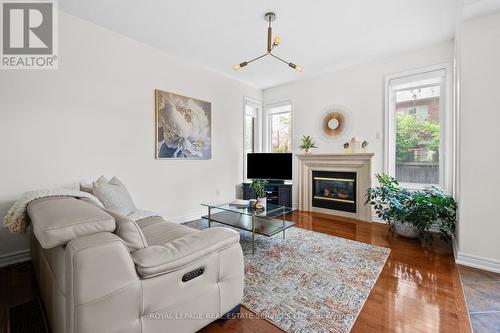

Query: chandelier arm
[267,26,272,52]
[270,53,302,71]
[247,53,268,64]
[269,53,290,65]
[267,12,274,52]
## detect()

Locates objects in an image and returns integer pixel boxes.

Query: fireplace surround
[296,153,374,221]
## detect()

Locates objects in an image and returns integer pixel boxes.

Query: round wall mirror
[319,105,351,142]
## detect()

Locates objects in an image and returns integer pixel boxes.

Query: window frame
[243,97,262,180]
[264,100,293,153]
[384,63,453,193]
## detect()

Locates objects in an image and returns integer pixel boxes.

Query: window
[385,64,453,191]
[265,102,292,153]
[244,106,256,154]
[243,98,261,179]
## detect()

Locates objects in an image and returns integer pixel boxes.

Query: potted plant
[366,174,457,242]
[299,135,318,155]
[250,179,268,209]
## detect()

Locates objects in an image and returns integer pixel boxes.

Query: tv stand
[242,182,292,207]
[267,180,285,185]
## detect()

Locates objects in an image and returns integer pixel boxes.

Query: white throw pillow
[93,176,136,215]
[105,209,147,251]
[80,176,108,195]
[96,175,109,184]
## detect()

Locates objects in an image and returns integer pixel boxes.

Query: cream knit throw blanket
[4,189,104,234]
[4,189,161,235]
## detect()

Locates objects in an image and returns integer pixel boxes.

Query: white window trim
[243,97,262,181]
[263,100,293,153]
[384,63,454,193]
[244,97,262,152]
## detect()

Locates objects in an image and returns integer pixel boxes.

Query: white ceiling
[60,0,463,89]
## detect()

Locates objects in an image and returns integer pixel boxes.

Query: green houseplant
[366,174,457,242]
[299,135,318,155]
[250,179,268,209]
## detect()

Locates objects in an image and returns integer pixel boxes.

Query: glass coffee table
[201,202,295,254]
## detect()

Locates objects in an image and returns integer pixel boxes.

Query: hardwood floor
[0,211,472,333]
[204,211,472,333]
[0,260,40,333]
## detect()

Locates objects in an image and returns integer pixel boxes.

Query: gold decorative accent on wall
[322,112,346,138]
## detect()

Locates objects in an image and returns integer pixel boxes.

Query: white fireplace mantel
[296,153,374,222]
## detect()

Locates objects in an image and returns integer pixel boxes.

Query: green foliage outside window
[396,113,440,163]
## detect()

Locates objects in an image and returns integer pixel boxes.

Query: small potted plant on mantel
[250,179,268,209]
[299,135,318,155]
[366,174,457,242]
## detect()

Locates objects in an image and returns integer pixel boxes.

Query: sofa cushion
[137,216,197,245]
[28,197,116,249]
[105,209,148,252]
[132,227,240,278]
[93,176,136,215]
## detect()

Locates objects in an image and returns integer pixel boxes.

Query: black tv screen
[247,153,292,180]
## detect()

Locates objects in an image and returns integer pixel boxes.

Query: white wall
[263,41,454,206]
[456,11,500,272]
[0,11,261,262]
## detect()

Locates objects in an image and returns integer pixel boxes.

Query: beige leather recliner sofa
[27,196,244,333]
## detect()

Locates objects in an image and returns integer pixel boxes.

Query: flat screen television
[247,153,292,180]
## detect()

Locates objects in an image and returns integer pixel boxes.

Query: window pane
[244,114,254,153]
[395,83,440,185]
[270,112,291,153]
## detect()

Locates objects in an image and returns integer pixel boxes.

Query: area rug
[183,219,391,333]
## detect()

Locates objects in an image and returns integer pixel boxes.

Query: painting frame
[154,89,212,160]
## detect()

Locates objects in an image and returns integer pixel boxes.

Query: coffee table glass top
[201,201,296,239]
[201,202,295,220]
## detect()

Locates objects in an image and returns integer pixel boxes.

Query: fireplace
[312,171,357,213]
[297,154,373,221]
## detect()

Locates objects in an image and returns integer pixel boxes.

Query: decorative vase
[304,148,312,155]
[350,137,361,153]
[393,220,420,239]
[257,197,267,210]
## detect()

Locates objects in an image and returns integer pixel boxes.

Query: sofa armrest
[65,232,141,333]
[131,227,240,278]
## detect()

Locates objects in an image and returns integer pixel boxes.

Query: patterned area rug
[184,219,390,333]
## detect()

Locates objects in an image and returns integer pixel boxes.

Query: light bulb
[289,63,303,71]
[273,36,281,46]
[233,61,248,70]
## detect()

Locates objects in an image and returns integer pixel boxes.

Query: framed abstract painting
[155,89,211,159]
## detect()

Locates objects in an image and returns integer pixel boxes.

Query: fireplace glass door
[312,171,357,213]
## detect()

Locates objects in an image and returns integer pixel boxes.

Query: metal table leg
[208,206,211,228]
[252,215,255,254]
[282,207,286,239]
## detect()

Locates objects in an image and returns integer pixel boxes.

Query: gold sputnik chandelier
[233,12,302,72]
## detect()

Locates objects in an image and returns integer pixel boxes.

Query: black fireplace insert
[312,171,357,213]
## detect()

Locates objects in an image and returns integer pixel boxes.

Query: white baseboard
[0,249,31,267]
[456,252,500,273]
[452,236,458,261]
[165,210,204,224]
